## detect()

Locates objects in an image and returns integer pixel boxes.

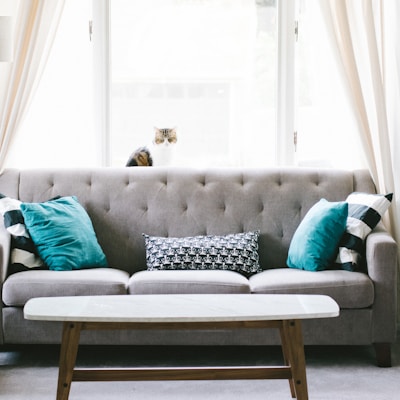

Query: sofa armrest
[365,224,398,344]
[0,224,11,344]
[0,225,10,284]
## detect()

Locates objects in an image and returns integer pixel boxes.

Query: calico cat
[154,127,177,145]
[125,146,153,166]
[126,127,177,167]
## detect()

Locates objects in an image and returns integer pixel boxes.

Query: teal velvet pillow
[287,199,348,272]
[20,196,108,271]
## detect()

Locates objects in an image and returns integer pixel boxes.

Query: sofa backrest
[0,167,376,275]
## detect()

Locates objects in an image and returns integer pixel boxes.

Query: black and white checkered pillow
[143,231,262,276]
[336,192,393,271]
[0,194,45,275]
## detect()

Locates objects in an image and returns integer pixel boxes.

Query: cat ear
[154,127,160,132]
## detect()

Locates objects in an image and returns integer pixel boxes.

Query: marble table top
[24,294,339,323]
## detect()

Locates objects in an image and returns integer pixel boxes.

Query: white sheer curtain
[320,1,399,239]
[0,0,65,169]
[320,0,400,315]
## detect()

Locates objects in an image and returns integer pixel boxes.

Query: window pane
[110,0,277,167]
[295,1,365,169]
[6,0,94,168]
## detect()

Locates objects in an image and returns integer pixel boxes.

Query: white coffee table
[24,294,339,400]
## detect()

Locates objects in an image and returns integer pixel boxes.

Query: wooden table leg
[53,319,309,399]
[56,322,82,400]
[280,324,296,398]
[281,320,308,400]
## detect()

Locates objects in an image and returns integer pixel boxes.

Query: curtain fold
[323,3,379,179]
[0,0,65,170]
[320,1,398,221]
[320,0,400,310]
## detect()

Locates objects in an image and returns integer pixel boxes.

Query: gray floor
[1,337,400,399]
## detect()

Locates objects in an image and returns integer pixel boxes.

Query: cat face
[154,127,177,145]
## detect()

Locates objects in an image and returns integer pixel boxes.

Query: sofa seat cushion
[249,268,374,309]
[128,270,251,294]
[2,268,129,307]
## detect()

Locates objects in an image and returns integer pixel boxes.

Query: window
[6,0,365,170]
[294,1,364,169]
[7,0,96,168]
[109,0,279,167]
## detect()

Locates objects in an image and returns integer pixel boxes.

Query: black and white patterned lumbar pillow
[335,192,393,271]
[0,194,45,274]
[143,231,262,276]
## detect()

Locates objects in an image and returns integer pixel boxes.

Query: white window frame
[92,0,111,166]
[277,0,296,165]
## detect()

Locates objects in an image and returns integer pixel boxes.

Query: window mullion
[92,0,111,166]
[276,0,296,165]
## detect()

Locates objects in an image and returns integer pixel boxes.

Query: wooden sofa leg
[374,343,391,367]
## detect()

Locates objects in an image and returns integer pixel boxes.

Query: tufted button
[297,205,303,218]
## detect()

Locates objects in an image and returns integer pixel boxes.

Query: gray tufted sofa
[0,167,397,366]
